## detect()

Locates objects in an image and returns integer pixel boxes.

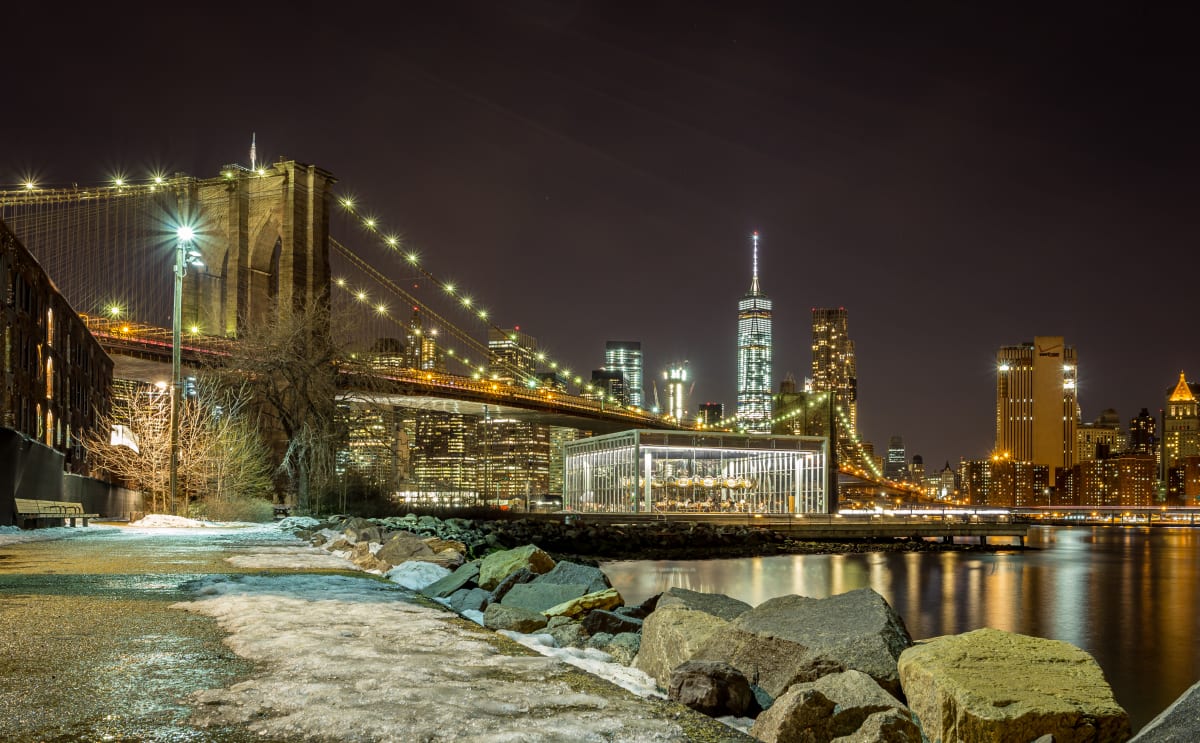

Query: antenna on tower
[250,132,257,170]
[750,231,761,293]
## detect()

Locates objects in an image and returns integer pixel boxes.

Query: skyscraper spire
[750,231,761,294]
[250,132,257,170]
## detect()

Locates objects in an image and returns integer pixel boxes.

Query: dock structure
[529,511,1028,546]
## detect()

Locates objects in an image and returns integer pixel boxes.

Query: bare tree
[83,379,275,514]
[210,301,381,513]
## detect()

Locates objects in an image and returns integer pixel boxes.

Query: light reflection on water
[602,526,1200,732]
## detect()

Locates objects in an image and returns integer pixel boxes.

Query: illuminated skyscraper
[811,308,857,433]
[736,232,772,432]
[488,327,538,384]
[1163,371,1200,476]
[663,362,689,422]
[885,435,906,481]
[995,336,1079,470]
[604,341,643,409]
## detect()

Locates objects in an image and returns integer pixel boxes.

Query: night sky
[6,2,1197,468]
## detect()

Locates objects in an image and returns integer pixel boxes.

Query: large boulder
[376,531,435,565]
[339,517,382,544]
[448,587,491,613]
[616,592,662,620]
[482,603,548,633]
[898,628,1130,743]
[751,669,917,743]
[582,609,643,636]
[543,587,623,619]
[490,567,536,603]
[500,583,588,614]
[695,588,911,698]
[1132,678,1200,742]
[349,542,390,572]
[532,561,612,594]
[478,545,555,590]
[634,587,752,689]
[420,560,480,599]
[668,660,758,718]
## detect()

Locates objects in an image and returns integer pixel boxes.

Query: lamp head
[176,226,195,242]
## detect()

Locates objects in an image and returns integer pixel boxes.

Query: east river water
[602,525,1200,733]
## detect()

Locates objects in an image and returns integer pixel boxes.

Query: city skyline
[4,3,1196,467]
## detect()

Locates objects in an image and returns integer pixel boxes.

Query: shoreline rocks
[283,514,1169,743]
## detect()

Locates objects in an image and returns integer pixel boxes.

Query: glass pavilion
[563,430,830,514]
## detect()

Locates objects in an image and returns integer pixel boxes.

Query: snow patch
[275,515,321,531]
[174,572,685,742]
[0,524,116,546]
[129,514,258,528]
[497,630,665,699]
[385,561,451,590]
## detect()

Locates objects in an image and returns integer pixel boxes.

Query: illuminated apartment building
[995,336,1079,470]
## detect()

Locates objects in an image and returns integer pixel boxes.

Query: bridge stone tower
[187,160,336,337]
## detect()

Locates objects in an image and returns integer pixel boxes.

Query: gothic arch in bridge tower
[189,161,336,338]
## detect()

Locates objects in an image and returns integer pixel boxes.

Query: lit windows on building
[995,336,1079,470]
[604,341,643,409]
[663,362,688,422]
[737,232,772,433]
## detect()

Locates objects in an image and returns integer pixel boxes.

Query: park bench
[13,498,99,528]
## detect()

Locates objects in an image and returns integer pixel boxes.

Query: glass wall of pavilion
[563,430,829,514]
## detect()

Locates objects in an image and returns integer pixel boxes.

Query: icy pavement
[171,523,750,742]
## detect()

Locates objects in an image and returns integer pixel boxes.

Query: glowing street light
[169,223,204,515]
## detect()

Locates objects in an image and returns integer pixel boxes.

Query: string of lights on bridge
[333,192,642,409]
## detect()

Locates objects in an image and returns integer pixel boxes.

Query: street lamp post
[170,225,201,515]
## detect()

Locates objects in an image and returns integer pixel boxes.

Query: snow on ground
[497,631,665,699]
[173,571,688,742]
[224,545,362,571]
[129,514,263,528]
[0,524,117,546]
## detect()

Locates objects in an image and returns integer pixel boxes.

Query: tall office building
[488,327,538,384]
[811,308,858,433]
[884,435,907,481]
[736,232,772,432]
[404,308,445,372]
[663,362,689,422]
[1129,408,1158,455]
[1163,371,1200,476]
[995,336,1079,470]
[604,341,643,409]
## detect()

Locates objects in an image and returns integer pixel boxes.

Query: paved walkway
[0,525,751,742]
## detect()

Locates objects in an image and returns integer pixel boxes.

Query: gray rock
[603,632,642,666]
[582,609,644,636]
[898,628,1129,743]
[1132,678,1200,743]
[547,621,588,649]
[546,615,574,629]
[668,660,758,717]
[587,632,614,650]
[448,587,490,613]
[616,592,661,620]
[657,587,752,621]
[376,531,435,565]
[339,517,379,543]
[490,567,535,603]
[500,582,588,613]
[751,670,915,743]
[532,561,612,594]
[482,603,548,633]
[696,588,911,698]
[634,587,752,689]
[420,559,480,599]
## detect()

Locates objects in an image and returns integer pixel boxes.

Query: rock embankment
[288,515,1174,742]
[296,512,1015,562]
